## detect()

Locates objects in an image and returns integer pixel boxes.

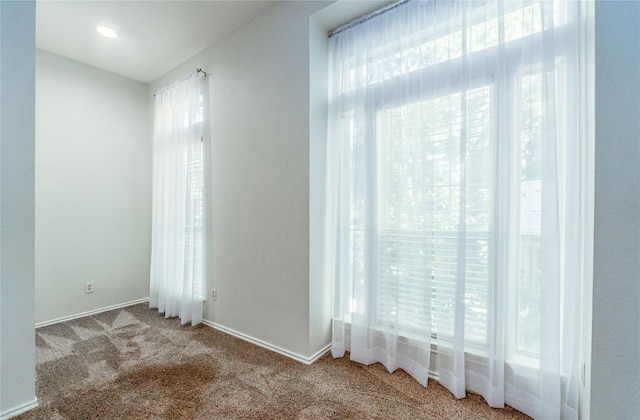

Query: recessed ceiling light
[96,26,118,39]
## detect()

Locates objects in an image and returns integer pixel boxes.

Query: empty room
[0,0,638,419]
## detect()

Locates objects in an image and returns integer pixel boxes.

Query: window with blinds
[336,0,569,358]
[183,93,205,301]
[185,140,204,300]
[374,85,493,346]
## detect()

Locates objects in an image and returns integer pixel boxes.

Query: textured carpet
[18,304,530,419]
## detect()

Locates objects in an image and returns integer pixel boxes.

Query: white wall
[0,0,37,416]
[591,1,640,418]
[308,15,331,356]
[149,1,330,360]
[35,50,151,324]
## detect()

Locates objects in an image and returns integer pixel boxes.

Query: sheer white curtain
[150,70,207,326]
[327,1,585,418]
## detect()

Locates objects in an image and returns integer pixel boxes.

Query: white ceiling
[36,0,278,84]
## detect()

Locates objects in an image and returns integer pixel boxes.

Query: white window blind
[374,85,492,346]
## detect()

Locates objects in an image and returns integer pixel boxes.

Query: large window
[328,1,585,418]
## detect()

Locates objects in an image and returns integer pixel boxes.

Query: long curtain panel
[327,1,585,418]
[150,71,207,326]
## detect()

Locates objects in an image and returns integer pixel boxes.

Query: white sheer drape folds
[150,71,207,326]
[327,1,585,418]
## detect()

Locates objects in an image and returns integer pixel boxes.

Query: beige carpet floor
[18,304,530,419]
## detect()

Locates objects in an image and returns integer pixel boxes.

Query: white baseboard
[35,298,150,328]
[202,320,330,365]
[35,301,332,365]
[0,398,38,419]
[308,343,332,364]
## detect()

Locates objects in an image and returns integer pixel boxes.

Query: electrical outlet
[84,281,94,294]
[211,289,217,301]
